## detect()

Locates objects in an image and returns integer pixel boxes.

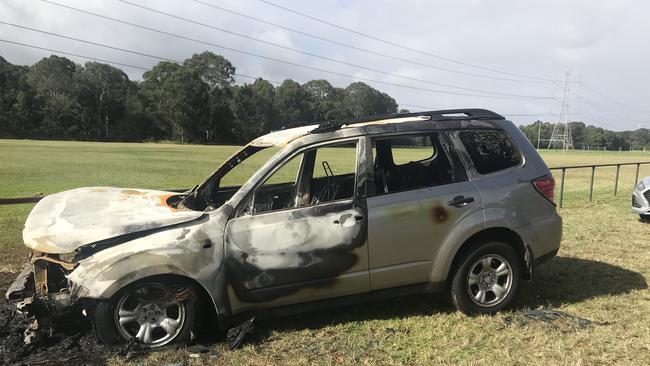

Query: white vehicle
[632,176,650,222]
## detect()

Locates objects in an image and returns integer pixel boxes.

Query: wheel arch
[447,227,530,284]
[95,270,221,330]
[96,271,223,334]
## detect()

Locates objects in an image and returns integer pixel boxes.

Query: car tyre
[93,280,196,347]
[639,214,650,223]
[450,241,522,315]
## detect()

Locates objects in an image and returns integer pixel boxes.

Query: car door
[224,139,370,312]
[366,132,482,290]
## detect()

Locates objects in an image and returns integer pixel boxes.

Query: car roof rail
[310,108,504,133]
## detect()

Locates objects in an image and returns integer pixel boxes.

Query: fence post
[635,163,640,187]
[614,164,620,196]
[589,166,596,201]
[560,168,566,207]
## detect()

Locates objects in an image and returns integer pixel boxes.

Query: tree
[343,82,397,118]
[26,55,80,138]
[183,52,236,142]
[112,81,160,142]
[273,80,314,128]
[157,67,211,142]
[74,62,129,140]
[230,78,276,142]
[302,79,348,122]
[0,56,38,138]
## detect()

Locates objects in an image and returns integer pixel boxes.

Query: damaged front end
[5,251,85,344]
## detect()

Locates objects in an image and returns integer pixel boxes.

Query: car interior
[372,133,454,195]
[250,142,358,215]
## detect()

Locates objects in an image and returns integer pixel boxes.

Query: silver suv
[7,109,562,347]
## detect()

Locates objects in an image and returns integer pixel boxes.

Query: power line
[0,37,548,122]
[569,90,629,119]
[257,0,559,82]
[0,21,178,63]
[0,38,263,81]
[573,111,623,131]
[398,103,554,118]
[35,0,555,100]
[114,0,555,98]
[0,35,561,121]
[578,81,650,114]
[0,38,149,70]
[189,0,549,84]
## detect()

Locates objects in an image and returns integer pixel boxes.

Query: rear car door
[366,132,482,290]
[224,139,369,311]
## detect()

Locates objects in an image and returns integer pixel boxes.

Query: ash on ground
[0,301,108,365]
[503,308,608,331]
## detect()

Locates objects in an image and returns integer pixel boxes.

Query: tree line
[2,51,647,149]
[519,121,650,151]
[0,52,399,144]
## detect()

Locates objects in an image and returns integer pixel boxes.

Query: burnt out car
[7,109,562,347]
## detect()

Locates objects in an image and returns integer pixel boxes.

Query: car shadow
[516,256,647,309]
[245,256,647,343]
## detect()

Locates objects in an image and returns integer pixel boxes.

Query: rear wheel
[450,242,522,315]
[640,214,650,223]
[93,281,196,347]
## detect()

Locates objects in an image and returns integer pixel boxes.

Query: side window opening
[249,141,358,215]
[458,130,521,175]
[309,142,357,205]
[250,153,303,214]
[372,133,455,195]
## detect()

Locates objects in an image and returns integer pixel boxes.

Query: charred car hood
[23,187,203,254]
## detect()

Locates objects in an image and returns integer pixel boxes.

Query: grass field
[2,139,650,365]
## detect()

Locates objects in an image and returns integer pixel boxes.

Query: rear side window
[371,133,456,194]
[458,130,521,174]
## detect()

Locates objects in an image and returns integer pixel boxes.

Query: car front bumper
[631,188,650,215]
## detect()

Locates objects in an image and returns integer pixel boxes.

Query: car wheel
[450,242,522,315]
[93,281,196,347]
[639,214,650,223]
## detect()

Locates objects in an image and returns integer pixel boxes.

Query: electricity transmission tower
[547,71,573,150]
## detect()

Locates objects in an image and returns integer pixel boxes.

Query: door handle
[333,213,364,225]
[447,195,474,208]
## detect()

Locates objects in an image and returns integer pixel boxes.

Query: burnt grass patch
[0,300,155,366]
[0,273,151,366]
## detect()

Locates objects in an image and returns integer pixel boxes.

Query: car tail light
[533,174,555,203]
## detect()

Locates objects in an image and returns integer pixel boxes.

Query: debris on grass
[227,317,255,350]
[503,308,608,331]
[0,301,107,365]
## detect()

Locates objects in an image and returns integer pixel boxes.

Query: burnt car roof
[249,108,506,147]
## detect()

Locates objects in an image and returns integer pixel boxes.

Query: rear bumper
[516,213,563,265]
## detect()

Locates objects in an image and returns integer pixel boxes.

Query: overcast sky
[1,0,649,130]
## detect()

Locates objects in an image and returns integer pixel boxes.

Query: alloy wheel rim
[466,254,513,307]
[114,284,186,347]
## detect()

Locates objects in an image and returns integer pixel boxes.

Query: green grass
[2,139,650,365]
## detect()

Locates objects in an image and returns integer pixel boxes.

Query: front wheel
[450,242,522,315]
[93,281,196,347]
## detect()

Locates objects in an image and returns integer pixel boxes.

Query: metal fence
[549,161,650,207]
[2,162,650,208]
